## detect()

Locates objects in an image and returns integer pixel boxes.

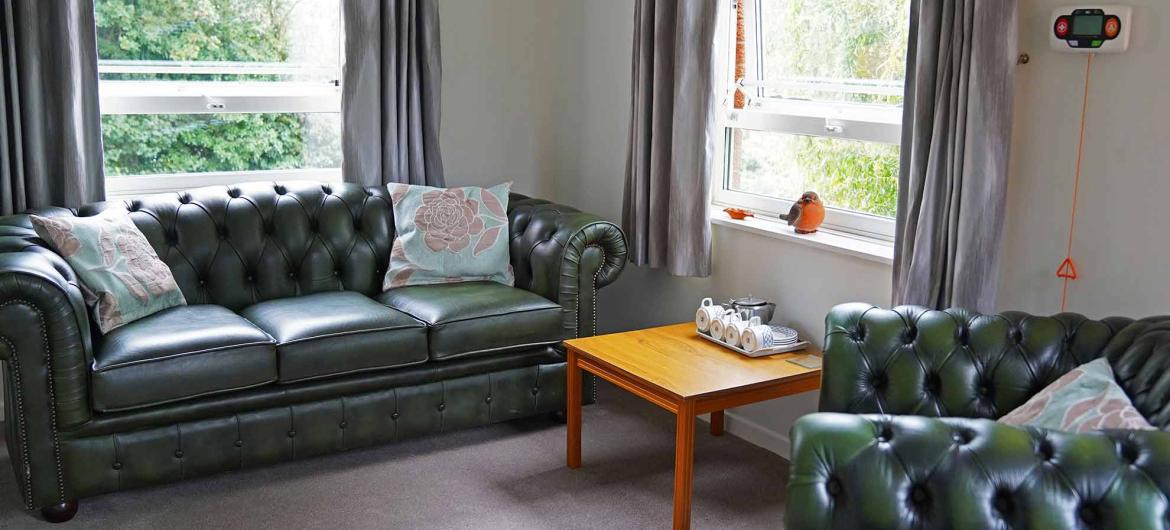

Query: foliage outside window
[94,0,342,195]
[719,0,910,236]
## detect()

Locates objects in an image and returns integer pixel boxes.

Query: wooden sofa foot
[40,501,78,523]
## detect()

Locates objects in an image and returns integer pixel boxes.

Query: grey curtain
[342,0,444,187]
[621,0,721,278]
[0,0,105,215]
[892,0,1018,312]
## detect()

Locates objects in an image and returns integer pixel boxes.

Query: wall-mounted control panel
[1051,6,1132,53]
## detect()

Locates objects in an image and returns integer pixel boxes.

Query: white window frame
[712,0,905,241]
[96,4,345,196]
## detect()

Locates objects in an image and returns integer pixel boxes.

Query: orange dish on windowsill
[723,208,754,221]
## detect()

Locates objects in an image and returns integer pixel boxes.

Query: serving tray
[697,329,810,358]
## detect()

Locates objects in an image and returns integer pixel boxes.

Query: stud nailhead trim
[0,300,66,508]
[0,335,33,510]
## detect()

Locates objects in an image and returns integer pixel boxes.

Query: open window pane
[95,0,344,192]
[727,129,899,218]
[94,0,342,82]
[101,113,342,176]
[756,0,909,106]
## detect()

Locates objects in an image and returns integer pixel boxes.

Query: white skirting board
[698,411,792,459]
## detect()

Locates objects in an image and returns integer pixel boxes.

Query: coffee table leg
[710,410,724,436]
[567,348,582,469]
[673,400,696,530]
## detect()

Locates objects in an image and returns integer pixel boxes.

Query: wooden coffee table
[564,323,822,530]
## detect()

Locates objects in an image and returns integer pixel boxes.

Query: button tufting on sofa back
[1100,316,1170,429]
[821,303,1135,419]
[505,196,625,297]
[63,181,395,311]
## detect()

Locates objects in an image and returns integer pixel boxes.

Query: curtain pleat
[892,0,1018,311]
[621,0,721,278]
[342,0,443,187]
[0,0,105,215]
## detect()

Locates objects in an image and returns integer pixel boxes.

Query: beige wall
[438,0,579,198]
[430,0,1170,454]
[999,0,1170,318]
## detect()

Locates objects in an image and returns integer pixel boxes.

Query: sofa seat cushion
[378,281,564,361]
[93,305,277,412]
[240,291,428,383]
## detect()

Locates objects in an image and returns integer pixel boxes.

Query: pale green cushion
[998,358,1154,433]
[383,182,513,289]
[30,211,186,334]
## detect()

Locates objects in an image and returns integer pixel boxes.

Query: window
[715,0,911,239]
[95,0,344,199]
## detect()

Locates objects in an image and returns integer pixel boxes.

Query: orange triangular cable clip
[1056,258,1079,280]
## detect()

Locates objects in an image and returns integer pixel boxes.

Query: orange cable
[1059,53,1094,312]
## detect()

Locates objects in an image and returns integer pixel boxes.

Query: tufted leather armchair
[786,303,1170,530]
[0,181,627,522]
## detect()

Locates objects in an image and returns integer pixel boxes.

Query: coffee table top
[564,323,822,399]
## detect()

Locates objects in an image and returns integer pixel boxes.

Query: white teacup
[723,312,753,347]
[741,319,775,353]
[695,297,727,334]
[708,309,736,342]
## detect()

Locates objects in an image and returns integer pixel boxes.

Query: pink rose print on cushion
[32,216,82,257]
[999,392,1051,425]
[414,189,485,253]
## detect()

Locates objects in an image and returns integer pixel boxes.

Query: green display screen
[1073,15,1104,36]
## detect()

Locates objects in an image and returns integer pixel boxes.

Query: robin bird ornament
[780,192,826,234]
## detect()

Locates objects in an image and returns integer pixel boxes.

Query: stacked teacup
[698,297,799,353]
[741,320,799,353]
[695,298,725,335]
[723,313,754,348]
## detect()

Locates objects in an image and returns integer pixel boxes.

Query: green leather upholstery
[0,181,627,520]
[60,361,567,501]
[0,228,94,513]
[241,291,427,382]
[786,304,1170,530]
[505,197,625,405]
[506,197,626,339]
[66,346,564,439]
[94,305,277,411]
[788,414,1170,530]
[379,282,564,361]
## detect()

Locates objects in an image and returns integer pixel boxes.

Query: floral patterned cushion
[383,182,513,289]
[998,358,1154,432]
[30,211,186,334]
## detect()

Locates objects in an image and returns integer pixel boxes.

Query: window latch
[203,96,225,111]
[824,122,844,134]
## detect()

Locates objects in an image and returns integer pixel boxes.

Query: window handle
[203,96,225,111]
[824,123,844,134]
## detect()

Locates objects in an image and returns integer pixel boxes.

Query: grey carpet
[0,382,790,529]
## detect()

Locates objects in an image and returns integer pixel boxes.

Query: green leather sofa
[787,303,1170,530]
[0,181,627,522]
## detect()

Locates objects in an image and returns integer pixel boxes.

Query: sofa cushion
[240,291,428,383]
[93,305,277,411]
[998,358,1155,432]
[30,210,186,333]
[378,281,563,361]
[384,182,514,288]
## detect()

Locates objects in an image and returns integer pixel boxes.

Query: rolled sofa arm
[507,195,627,339]
[786,413,1170,530]
[0,213,94,511]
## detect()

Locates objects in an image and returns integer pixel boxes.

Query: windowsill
[105,168,343,200]
[711,213,894,266]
